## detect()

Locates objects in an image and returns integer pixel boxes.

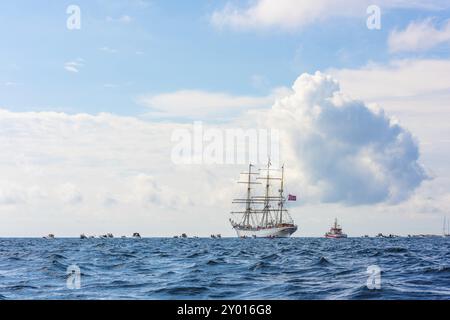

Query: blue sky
[1,1,449,115]
[1,1,450,236]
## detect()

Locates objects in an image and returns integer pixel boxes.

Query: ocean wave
[383,247,408,253]
[0,237,449,299]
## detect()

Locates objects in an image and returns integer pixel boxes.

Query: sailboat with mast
[443,217,450,237]
[230,160,298,238]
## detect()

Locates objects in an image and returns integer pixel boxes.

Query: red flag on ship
[288,194,297,201]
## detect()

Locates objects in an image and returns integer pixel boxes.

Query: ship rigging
[230,160,298,238]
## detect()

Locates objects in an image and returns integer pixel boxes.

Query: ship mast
[231,161,293,230]
[444,217,446,236]
[231,164,260,228]
[244,164,253,226]
[262,159,271,227]
[279,164,285,224]
[229,162,298,237]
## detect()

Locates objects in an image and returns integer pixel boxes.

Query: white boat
[230,161,298,238]
[443,217,450,237]
[43,234,55,239]
[325,218,347,238]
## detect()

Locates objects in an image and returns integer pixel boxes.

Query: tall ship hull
[325,233,347,239]
[235,225,298,238]
[230,161,298,238]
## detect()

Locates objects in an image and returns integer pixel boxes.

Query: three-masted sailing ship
[230,160,298,238]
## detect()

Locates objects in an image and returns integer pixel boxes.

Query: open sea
[0,237,449,300]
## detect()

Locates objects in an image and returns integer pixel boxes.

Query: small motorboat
[325,219,347,239]
[43,234,55,239]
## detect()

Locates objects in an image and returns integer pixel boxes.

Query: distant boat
[377,233,400,238]
[43,234,55,239]
[132,233,141,238]
[325,219,347,239]
[80,234,87,239]
[181,233,187,238]
[443,217,450,237]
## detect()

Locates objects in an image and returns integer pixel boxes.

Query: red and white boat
[325,218,347,238]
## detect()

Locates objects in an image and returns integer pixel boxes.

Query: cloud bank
[0,72,431,235]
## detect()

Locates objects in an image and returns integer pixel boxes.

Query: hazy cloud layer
[211,0,448,31]
[389,19,450,53]
[138,88,290,120]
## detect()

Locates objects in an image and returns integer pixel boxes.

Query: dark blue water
[0,238,449,300]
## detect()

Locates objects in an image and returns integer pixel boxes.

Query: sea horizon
[1,237,449,300]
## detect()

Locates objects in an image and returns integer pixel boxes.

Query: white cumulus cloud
[64,59,84,73]
[389,19,450,53]
[255,72,428,204]
[211,0,448,31]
